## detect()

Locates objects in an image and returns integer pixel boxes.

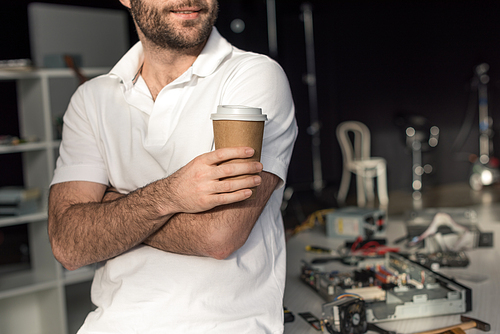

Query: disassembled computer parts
[322,296,368,334]
[301,252,472,323]
[404,208,493,252]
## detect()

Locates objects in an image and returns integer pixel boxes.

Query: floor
[282,182,500,333]
[281,181,500,231]
[387,182,500,215]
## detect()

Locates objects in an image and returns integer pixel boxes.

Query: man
[48,0,297,333]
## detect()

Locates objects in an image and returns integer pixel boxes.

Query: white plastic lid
[210,105,268,121]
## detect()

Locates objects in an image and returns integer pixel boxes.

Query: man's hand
[159,147,263,215]
[102,147,262,209]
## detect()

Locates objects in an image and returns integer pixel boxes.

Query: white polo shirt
[52,28,297,334]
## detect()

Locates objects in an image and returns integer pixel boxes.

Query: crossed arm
[143,171,278,259]
[48,147,278,270]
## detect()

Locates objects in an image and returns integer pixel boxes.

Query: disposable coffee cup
[211,105,268,198]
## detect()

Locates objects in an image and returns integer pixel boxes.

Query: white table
[283,205,500,334]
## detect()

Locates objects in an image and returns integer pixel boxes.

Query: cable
[334,293,363,301]
[292,208,334,235]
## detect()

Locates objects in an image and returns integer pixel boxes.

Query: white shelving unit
[0,68,107,334]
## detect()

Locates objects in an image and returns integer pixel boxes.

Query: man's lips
[172,8,200,13]
[170,7,203,18]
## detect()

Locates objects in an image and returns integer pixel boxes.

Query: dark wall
[276,0,500,194]
[2,0,500,195]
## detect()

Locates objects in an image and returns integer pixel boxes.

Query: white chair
[336,121,389,208]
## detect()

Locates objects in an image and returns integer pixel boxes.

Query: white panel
[28,3,129,68]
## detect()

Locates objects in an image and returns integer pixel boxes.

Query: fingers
[211,189,254,206]
[162,148,264,214]
[203,147,256,165]
[213,175,262,194]
[215,160,263,179]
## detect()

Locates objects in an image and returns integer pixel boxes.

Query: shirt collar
[192,27,233,77]
[109,27,233,87]
[109,42,144,89]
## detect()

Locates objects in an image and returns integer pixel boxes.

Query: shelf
[0,140,60,154]
[0,67,110,81]
[1,64,109,334]
[0,211,48,228]
[0,270,58,300]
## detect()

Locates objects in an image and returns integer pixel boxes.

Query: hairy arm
[143,172,279,259]
[48,180,168,270]
[48,147,262,270]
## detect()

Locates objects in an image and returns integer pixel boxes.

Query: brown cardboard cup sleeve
[211,105,268,198]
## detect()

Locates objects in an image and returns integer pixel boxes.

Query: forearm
[144,206,255,259]
[48,147,264,270]
[144,172,278,259]
[48,182,172,270]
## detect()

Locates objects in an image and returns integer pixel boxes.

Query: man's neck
[140,36,207,101]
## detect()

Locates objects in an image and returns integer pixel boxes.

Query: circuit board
[301,252,472,323]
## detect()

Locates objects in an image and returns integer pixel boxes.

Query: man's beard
[129,0,219,50]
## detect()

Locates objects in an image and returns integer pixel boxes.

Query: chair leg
[364,176,375,206]
[377,166,389,208]
[356,173,366,207]
[338,168,351,205]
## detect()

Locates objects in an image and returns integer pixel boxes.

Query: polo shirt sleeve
[50,83,109,187]
[220,56,298,189]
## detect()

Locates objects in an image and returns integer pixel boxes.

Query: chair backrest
[336,121,371,164]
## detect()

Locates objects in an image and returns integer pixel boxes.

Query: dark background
[2,0,500,200]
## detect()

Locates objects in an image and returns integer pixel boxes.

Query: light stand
[469,63,500,190]
[301,2,324,195]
